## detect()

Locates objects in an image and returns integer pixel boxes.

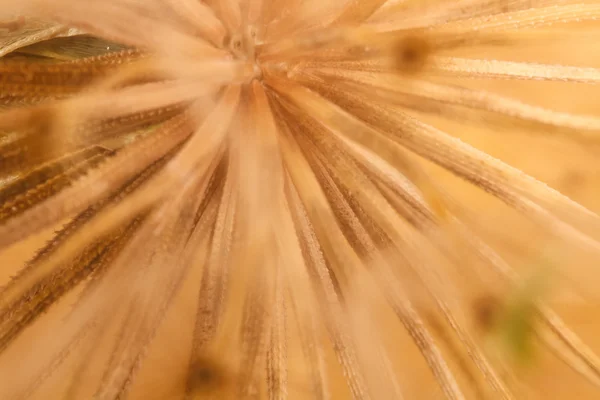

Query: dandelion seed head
[1,0,600,399]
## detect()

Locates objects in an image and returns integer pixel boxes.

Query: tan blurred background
[1,20,600,400]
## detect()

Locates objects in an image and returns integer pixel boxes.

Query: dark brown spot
[393,35,431,73]
[473,295,502,332]
[188,355,230,395]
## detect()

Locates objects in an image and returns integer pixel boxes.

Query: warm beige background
[1,26,600,400]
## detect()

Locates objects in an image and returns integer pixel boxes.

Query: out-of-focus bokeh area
[1,22,600,400]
